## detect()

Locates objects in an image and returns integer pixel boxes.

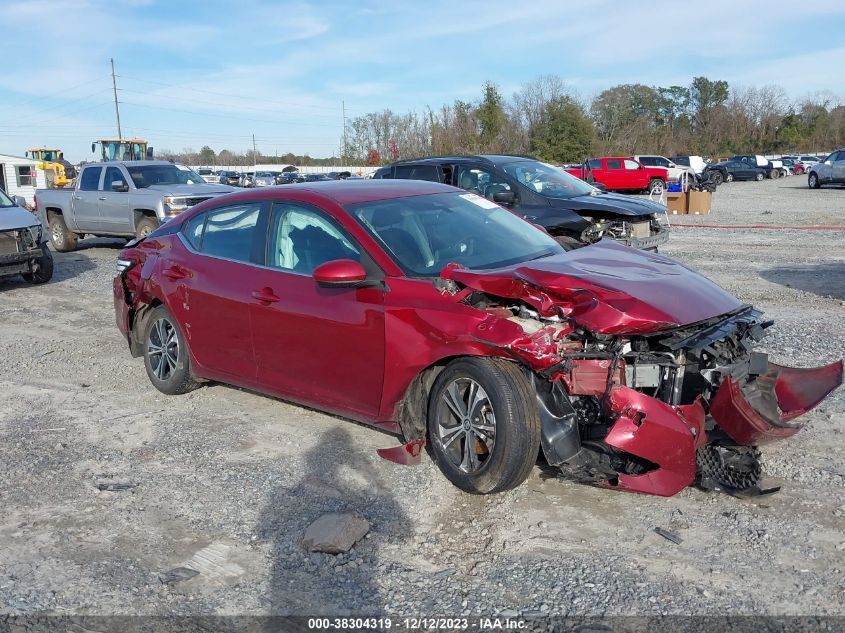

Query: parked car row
[195,169,355,187]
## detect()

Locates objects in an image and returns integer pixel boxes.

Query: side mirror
[112,180,129,193]
[668,162,676,168]
[91,143,96,153]
[493,191,515,205]
[13,195,27,207]
[313,259,367,287]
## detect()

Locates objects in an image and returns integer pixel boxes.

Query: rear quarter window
[393,165,442,182]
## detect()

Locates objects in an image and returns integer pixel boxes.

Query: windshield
[348,192,563,277]
[0,188,15,207]
[126,164,206,188]
[500,160,596,199]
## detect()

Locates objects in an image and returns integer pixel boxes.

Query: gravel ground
[0,176,843,621]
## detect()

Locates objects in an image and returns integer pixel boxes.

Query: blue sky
[1,0,844,162]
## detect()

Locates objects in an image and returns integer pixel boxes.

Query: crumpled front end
[446,261,844,496]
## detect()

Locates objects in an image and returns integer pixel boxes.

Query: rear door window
[393,165,441,182]
[194,203,262,263]
[587,159,602,170]
[79,167,102,191]
[606,160,622,170]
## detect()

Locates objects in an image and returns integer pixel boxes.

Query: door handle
[163,265,189,281]
[73,195,82,200]
[98,196,107,201]
[251,287,280,304]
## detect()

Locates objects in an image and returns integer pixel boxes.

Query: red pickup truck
[564,157,668,194]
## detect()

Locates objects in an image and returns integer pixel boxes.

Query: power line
[0,75,108,113]
[119,100,345,128]
[116,74,359,115]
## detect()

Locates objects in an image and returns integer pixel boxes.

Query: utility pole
[252,134,257,167]
[342,100,348,164]
[110,58,122,139]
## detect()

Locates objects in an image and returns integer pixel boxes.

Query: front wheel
[755,172,765,182]
[711,171,724,185]
[135,216,159,240]
[725,173,734,182]
[22,245,54,284]
[427,358,541,494]
[142,306,199,395]
[808,173,820,189]
[647,178,665,195]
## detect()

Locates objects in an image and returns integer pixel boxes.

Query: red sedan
[113,180,842,496]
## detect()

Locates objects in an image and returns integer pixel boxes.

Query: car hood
[0,206,40,231]
[547,192,667,218]
[442,239,742,335]
[144,184,236,196]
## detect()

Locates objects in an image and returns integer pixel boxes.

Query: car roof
[389,154,536,167]
[232,178,457,205]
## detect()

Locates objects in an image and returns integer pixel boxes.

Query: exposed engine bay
[460,291,843,497]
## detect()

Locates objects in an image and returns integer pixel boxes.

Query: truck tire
[48,212,79,252]
[647,178,665,195]
[135,216,159,240]
[769,169,780,179]
[22,245,54,284]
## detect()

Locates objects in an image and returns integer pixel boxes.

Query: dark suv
[373,155,669,250]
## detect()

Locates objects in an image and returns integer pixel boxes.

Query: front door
[98,166,133,233]
[249,201,386,418]
[75,166,104,230]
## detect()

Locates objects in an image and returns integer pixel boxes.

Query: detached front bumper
[0,246,44,276]
[710,360,844,445]
[600,360,843,497]
[616,230,669,251]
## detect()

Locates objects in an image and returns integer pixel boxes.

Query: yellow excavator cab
[26,147,74,188]
[93,139,152,162]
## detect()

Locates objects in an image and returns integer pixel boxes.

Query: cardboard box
[687,190,712,215]
[665,192,687,215]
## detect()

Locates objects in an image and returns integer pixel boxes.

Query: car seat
[288,224,357,274]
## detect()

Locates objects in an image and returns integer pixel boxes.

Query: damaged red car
[113,180,843,497]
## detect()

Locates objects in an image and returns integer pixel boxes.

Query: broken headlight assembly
[116,257,137,274]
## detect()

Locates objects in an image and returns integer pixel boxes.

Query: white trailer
[0,153,47,206]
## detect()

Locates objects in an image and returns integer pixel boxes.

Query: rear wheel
[647,178,665,195]
[48,212,78,252]
[142,305,199,395]
[427,358,540,494]
[135,216,159,240]
[808,173,820,189]
[725,173,734,182]
[22,245,54,284]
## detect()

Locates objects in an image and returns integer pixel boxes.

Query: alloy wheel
[147,317,179,381]
[436,378,496,473]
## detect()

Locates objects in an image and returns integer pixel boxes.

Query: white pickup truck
[35,160,234,252]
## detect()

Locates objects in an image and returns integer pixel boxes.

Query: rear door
[164,201,266,383]
[623,159,648,189]
[73,166,104,230]
[98,166,133,233]
[591,158,614,188]
[248,201,386,417]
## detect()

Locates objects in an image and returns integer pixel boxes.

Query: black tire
[22,244,54,284]
[48,212,78,252]
[135,216,159,240]
[142,305,199,395]
[725,173,734,183]
[769,169,779,179]
[647,178,665,195]
[711,171,724,186]
[755,172,765,182]
[808,172,820,189]
[427,357,541,494]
